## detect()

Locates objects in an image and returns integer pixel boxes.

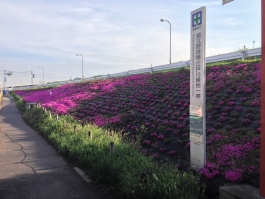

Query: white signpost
[190,6,206,170]
[222,0,234,5]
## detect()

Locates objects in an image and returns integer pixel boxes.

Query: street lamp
[76,54,83,80]
[3,70,12,89]
[38,67,44,85]
[160,19,171,64]
[253,40,255,49]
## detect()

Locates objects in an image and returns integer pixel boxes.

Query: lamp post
[160,19,171,64]
[4,70,6,89]
[3,70,12,89]
[31,71,33,85]
[76,54,83,80]
[38,67,44,85]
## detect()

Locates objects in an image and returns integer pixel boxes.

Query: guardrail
[11,48,261,90]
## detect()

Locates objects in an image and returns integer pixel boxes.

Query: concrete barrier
[219,184,265,199]
[25,102,38,110]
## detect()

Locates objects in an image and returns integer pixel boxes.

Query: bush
[10,91,25,112]
[19,105,206,199]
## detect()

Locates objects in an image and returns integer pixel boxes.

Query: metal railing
[11,48,261,90]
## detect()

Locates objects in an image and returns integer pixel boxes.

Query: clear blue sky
[0,0,261,86]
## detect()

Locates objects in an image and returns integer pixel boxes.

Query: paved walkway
[0,96,111,199]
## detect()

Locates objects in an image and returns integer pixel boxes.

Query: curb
[74,167,91,183]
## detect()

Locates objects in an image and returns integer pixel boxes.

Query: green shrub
[20,106,206,199]
[10,91,26,112]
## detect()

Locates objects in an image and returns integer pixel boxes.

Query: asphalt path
[0,96,113,199]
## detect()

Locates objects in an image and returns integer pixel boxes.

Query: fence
[12,48,261,90]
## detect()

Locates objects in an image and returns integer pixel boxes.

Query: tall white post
[190,6,206,170]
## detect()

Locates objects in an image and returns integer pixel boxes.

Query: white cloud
[222,17,244,26]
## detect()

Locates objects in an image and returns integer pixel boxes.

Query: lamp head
[160,19,164,22]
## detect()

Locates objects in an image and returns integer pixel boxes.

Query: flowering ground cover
[15,60,261,187]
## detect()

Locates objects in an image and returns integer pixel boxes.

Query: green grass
[206,57,261,68]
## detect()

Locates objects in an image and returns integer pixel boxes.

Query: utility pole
[76,54,84,81]
[31,71,33,85]
[3,70,5,89]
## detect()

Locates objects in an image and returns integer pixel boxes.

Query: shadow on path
[0,96,113,199]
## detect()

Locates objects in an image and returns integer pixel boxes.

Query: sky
[0,0,261,87]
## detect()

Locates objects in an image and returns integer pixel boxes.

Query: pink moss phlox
[157,134,164,139]
[242,118,251,124]
[234,63,247,70]
[200,162,220,179]
[228,101,235,106]
[251,99,260,107]
[167,150,176,155]
[215,141,259,166]
[151,132,158,137]
[206,134,222,145]
[14,62,261,186]
[210,66,220,71]
[224,169,243,182]
[143,140,151,145]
